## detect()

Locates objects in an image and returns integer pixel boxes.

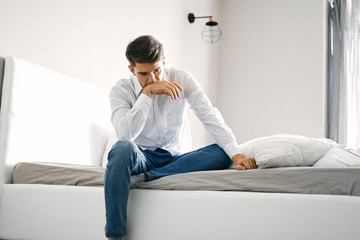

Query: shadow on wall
[0,57,5,110]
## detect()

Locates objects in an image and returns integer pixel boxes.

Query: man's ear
[162,57,166,66]
[128,65,136,76]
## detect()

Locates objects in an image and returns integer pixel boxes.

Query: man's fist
[232,154,257,170]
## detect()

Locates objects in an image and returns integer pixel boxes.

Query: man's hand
[142,81,183,100]
[232,154,257,170]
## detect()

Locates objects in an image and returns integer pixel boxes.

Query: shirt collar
[163,69,169,81]
[133,75,143,96]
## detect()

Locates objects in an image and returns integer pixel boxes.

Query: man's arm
[110,83,152,141]
[182,72,257,170]
[110,80,183,141]
[183,73,239,157]
[142,81,183,100]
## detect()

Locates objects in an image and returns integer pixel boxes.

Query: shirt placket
[153,95,167,147]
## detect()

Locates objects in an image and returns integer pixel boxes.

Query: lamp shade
[201,24,222,43]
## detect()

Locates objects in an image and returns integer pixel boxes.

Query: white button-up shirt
[110,68,239,158]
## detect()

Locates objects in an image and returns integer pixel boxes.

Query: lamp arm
[194,16,213,19]
[188,13,213,23]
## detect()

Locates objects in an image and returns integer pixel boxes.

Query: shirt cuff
[223,142,241,159]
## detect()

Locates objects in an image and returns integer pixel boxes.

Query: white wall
[219,0,328,143]
[0,0,221,149]
[0,0,328,149]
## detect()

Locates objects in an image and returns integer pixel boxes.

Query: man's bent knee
[113,140,137,152]
[107,140,138,168]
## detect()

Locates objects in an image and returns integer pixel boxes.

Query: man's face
[129,59,165,88]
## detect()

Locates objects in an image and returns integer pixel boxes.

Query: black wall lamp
[188,13,222,44]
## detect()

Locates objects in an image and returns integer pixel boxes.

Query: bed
[1,56,360,240]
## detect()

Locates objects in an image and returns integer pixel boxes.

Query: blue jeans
[104,141,232,238]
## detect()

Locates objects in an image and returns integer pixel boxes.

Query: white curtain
[327,0,360,150]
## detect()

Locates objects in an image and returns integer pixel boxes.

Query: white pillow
[313,147,360,167]
[238,134,338,168]
[101,133,118,167]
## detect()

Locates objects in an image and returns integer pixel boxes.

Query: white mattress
[1,184,360,240]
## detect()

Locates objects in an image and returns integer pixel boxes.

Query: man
[104,35,257,240]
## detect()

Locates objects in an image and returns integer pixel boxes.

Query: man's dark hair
[126,35,164,68]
